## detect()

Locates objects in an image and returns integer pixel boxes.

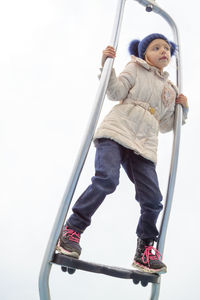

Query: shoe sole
[56,240,80,259]
[132,260,167,274]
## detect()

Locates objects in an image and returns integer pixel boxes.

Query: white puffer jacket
[94,56,188,164]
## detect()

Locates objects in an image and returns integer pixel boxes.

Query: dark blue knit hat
[128,33,176,59]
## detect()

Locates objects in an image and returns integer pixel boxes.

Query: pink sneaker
[56,225,82,259]
[132,238,167,274]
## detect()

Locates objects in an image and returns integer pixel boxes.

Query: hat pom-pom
[128,39,140,57]
[170,41,177,56]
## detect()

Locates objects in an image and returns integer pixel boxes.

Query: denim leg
[67,139,123,232]
[122,151,163,241]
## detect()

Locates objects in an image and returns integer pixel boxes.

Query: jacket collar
[131,55,169,80]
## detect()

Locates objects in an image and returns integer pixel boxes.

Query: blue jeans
[67,138,163,241]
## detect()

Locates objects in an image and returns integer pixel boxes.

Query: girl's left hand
[176,94,188,108]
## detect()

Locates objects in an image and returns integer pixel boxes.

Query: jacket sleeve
[159,104,189,133]
[101,61,137,101]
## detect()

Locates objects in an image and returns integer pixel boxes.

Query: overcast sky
[0,0,199,299]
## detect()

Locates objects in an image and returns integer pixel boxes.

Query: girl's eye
[151,45,170,51]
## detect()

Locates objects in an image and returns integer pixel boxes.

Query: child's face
[144,39,171,71]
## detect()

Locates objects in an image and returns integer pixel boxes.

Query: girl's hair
[128,33,176,59]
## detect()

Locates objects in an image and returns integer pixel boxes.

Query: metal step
[52,254,160,287]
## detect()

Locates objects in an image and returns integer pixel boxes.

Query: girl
[56,33,188,274]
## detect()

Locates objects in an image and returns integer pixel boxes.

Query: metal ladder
[39,1,183,299]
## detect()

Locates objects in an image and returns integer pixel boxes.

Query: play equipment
[39,1,183,299]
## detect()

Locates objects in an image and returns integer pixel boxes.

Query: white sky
[0,0,199,299]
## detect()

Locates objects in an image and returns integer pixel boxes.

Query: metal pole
[133,1,182,299]
[38,1,126,299]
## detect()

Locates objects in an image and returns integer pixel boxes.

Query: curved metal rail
[134,1,183,299]
[39,1,183,300]
[39,1,126,299]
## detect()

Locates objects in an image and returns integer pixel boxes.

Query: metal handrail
[39,1,126,299]
[39,1,183,299]
[133,1,183,299]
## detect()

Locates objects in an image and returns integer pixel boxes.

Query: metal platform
[52,254,160,287]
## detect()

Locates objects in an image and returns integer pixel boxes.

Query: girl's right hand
[101,46,116,67]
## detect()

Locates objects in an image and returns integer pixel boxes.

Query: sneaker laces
[142,246,162,266]
[63,226,80,244]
